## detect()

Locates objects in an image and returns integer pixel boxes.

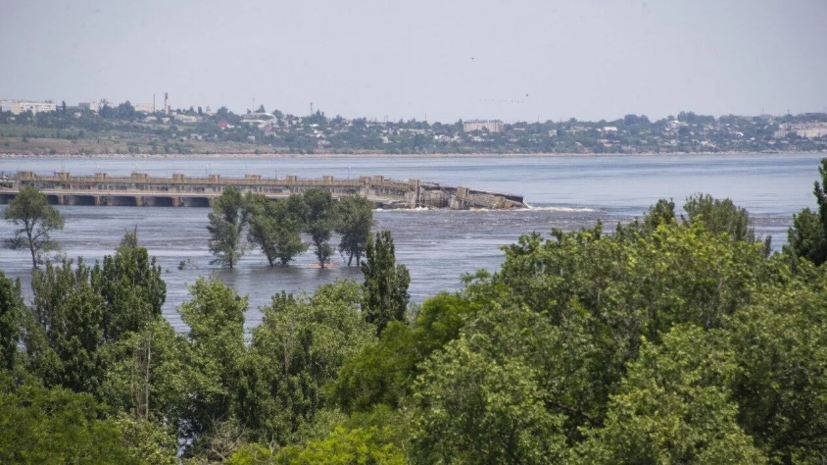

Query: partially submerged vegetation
[206,187,374,269]
[2,161,827,463]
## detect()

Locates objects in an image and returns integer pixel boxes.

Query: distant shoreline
[1,150,824,160]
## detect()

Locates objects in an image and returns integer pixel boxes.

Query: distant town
[1,96,826,156]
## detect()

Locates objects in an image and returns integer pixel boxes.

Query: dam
[0,171,527,210]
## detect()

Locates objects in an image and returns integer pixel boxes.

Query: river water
[0,153,822,331]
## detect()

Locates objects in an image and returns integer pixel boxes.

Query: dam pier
[0,171,527,210]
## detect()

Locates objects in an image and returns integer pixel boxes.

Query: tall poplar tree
[0,272,25,371]
[207,186,249,269]
[787,158,827,265]
[361,230,410,335]
[335,195,374,266]
[302,189,335,268]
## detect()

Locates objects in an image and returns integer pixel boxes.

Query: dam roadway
[0,171,527,210]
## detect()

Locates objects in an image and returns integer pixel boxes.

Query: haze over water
[0,153,821,331]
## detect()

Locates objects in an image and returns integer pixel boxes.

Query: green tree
[275,425,406,465]
[178,277,248,446]
[332,322,415,412]
[727,270,827,465]
[0,272,25,371]
[644,198,676,231]
[25,258,105,393]
[207,186,250,269]
[0,374,140,464]
[787,158,827,265]
[361,231,410,335]
[98,319,190,433]
[238,280,372,444]
[246,193,307,266]
[334,196,374,266]
[332,293,478,412]
[412,325,569,465]
[683,193,758,243]
[576,325,767,465]
[785,208,825,265]
[110,413,179,465]
[3,185,65,269]
[92,229,166,341]
[302,189,336,268]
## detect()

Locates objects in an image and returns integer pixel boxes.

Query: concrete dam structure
[0,171,527,210]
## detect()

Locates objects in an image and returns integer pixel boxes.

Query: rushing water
[0,153,822,331]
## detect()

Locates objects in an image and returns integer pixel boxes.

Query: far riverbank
[1,150,825,160]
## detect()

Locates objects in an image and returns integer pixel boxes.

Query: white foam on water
[520,205,599,213]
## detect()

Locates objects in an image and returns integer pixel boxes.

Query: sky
[1,0,826,123]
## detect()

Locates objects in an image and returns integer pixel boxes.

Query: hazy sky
[1,0,826,123]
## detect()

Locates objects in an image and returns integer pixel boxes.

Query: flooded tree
[2,185,64,269]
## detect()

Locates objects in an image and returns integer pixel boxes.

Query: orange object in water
[309,262,339,267]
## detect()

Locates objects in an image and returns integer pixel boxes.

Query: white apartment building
[132,103,156,113]
[79,101,105,112]
[0,100,58,115]
[775,123,827,139]
[463,119,504,133]
[79,101,155,113]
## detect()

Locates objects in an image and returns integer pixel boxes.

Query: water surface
[0,153,821,331]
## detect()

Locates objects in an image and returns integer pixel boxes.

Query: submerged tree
[207,186,250,269]
[361,231,410,335]
[302,189,336,268]
[246,193,307,266]
[335,196,374,266]
[2,185,64,269]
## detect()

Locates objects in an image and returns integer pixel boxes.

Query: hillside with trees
[2,103,827,155]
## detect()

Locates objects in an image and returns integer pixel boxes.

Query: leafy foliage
[683,192,758,242]
[93,228,166,341]
[302,189,336,268]
[208,186,250,268]
[334,195,374,266]
[0,374,140,464]
[245,193,307,266]
[5,164,827,464]
[787,158,827,265]
[576,325,767,465]
[2,185,64,268]
[0,271,24,371]
[178,277,248,443]
[361,231,410,335]
[237,280,372,445]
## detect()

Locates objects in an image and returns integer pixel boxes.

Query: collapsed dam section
[0,171,527,210]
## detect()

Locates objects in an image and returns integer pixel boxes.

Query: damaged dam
[0,171,527,210]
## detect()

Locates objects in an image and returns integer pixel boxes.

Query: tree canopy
[2,185,64,269]
[4,162,827,464]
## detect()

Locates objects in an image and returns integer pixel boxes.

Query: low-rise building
[0,100,58,115]
[133,103,156,113]
[174,115,199,124]
[463,119,504,133]
[775,123,827,139]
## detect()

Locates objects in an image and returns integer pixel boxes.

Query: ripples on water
[0,153,822,331]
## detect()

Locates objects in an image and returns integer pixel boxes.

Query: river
[0,153,822,331]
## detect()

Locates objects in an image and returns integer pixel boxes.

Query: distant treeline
[2,103,827,154]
